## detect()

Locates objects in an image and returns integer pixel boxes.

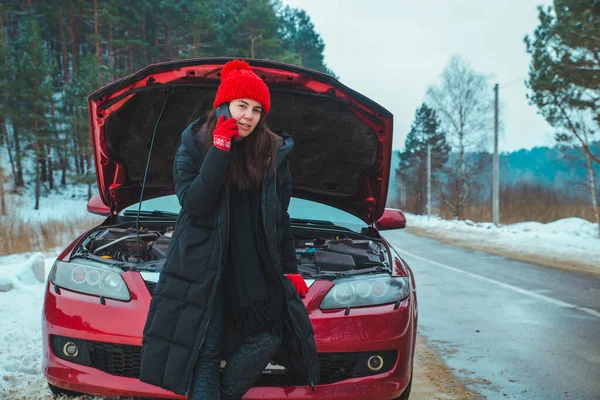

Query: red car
[42,58,417,400]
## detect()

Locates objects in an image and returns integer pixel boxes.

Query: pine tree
[15,15,54,209]
[398,104,450,214]
[63,54,100,200]
[525,1,600,236]
[525,1,600,165]
[276,5,334,75]
[235,0,281,59]
[0,10,17,188]
[186,1,222,58]
[0,19,6,211]
[0,6,25,188]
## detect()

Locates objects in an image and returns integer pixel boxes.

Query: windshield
[120,195,366,232]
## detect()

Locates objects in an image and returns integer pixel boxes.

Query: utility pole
[427,144,432,216]
[493,83,499,226]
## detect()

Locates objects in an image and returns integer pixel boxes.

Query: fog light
[63,342,79,358]
[367,355,384,372]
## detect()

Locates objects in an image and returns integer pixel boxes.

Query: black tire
[394,374,412,400]
[48,382,83,397]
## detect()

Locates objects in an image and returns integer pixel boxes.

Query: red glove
[285,274,308,299]
[213,115,240,152]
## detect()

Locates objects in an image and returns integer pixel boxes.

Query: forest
[0,0,333,209]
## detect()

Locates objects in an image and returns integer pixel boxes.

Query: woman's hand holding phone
[213,115,240,152]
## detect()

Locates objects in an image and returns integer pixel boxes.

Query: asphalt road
[381,230,600,400]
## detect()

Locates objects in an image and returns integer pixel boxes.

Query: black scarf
[224,186,283,338]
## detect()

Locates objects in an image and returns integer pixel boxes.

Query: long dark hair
[194,109,281,191]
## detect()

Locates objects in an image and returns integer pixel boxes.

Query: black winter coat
[139,117,319,395]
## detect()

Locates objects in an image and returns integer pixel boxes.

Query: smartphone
[215,103,232,119]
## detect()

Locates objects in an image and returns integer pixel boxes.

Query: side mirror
[376,208,406,230]
[87,194,110,216]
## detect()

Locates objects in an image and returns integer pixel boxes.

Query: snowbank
[0,253,136,399]
[405,213,600,271]
[0,253,50,292]
[0,255,57,399]
[0,283,51,399]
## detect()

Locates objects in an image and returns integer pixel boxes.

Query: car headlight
[48,260,130,301]
[320,276,410,310]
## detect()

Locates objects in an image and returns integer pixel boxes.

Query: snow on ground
[401,213,600,271]
[0,256,58,399]
[0,255,121,400]
[0,288,52,400]
[11,188,93,224]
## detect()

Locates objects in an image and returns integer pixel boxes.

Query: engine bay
[78,224,389,274]
[81,227,172,263]
[294,237,386,277]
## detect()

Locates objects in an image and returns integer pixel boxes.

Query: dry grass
[0,195,103,256]
[0,217,100,255]
[398,182,600,225]
[437,202,597,225]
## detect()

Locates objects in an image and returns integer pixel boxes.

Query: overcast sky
[280,0,555,152]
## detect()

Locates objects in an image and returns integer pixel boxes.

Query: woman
[139,59,319,399]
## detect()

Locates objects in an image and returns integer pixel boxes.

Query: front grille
[88,341,142,378]
[51,335,396,386]
[144,280,157,295]
[50,335,142,378]
[255,353,359,386]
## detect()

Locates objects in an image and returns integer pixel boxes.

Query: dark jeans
[189,281,282,400]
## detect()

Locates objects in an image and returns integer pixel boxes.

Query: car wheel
[48,382,82,397]
[394,374,412,400]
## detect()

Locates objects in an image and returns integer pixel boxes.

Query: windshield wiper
[122,210,179,218]
[290,218,335,226]
[308,266,389,281]
[290,218,361,234]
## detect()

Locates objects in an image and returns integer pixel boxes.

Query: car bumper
[44,356,409,400]
[44,349,410,400]
[42,274,416,400]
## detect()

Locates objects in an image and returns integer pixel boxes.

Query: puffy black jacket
[139,117,319,395]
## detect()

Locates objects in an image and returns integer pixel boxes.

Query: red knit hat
[213,59,271,115]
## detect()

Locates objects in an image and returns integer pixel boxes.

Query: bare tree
[554,110,600,238]
[426,55,494,219]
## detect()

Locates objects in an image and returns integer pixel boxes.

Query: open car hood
[88,58,393,223]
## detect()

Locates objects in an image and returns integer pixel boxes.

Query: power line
[500,76,527,89]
